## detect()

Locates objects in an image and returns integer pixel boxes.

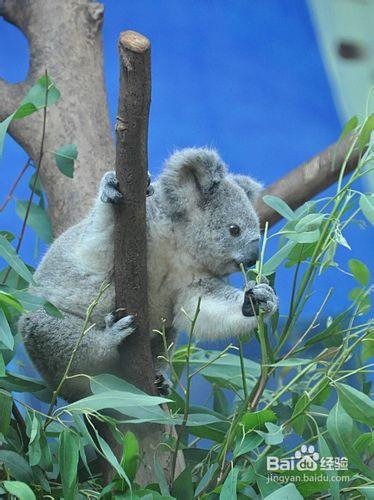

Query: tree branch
[114,30,155,394]
[256,138,360,229]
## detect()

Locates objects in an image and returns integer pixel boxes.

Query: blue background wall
[0,1,371,379]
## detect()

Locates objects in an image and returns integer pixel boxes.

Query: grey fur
[19,147,278,401]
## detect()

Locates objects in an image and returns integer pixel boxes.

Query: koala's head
[159,148,262,276]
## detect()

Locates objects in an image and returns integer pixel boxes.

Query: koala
[19,148,278,402]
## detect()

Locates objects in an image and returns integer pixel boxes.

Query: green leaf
[16,201,53,244]
[240,409,277,432]
[194,463,218,497]
[0,450,33,482]
[58,429,79,500]
[28,172,44,198]
[171,467,193,500]
[362,331,374,362]
[62,390,170,413]
[264,483,303,500]
[339,115,358,142]
[255,422,284,445]
[292,392,309,436]
[318,433,340,500]
[0,390,12,434]
[268,358,312,367]
[348,259,371,286]
[0,308,14,350]
[0,290,24,312]
[0,235,34,283]
[281,228,320,243]
[0,372,46,393]
[54,143,78,178]
[219,466,239,500]
[357,113,374,150]
[120,431,139,483]
[43,301,63,318]
[0,354,4,377]
[3,481,36,500]
[233,433,263,458]
[294,213,324,232]
[26,412,42,467]
[154,454,170,497]
[327,402,373,478]
[360,194,374,224]
[13,103,38,120]
[263,195,295,220]
[262,241,296,275]
[335,382,374,428]
[173,348,260,390]
[0,113,15,158]
[21,74,60,109]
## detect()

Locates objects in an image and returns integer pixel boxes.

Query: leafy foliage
[0,78,373,499]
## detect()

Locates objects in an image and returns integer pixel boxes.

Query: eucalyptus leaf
[0,113,15,158]
[339,115,358,142]
[61,390,170,413]
[21,74,60,109]
[233,433,263,458]
[318,433,340,500]
[0,389,12,434]
[194,463,218,497]
[262,195,295,220]
[255,422,284,445]
[0,308,14,350]
[0,235,34,283]
[0,450,33,482]
[3,481,36,500]
[360,193,374,224]
[219,466,239,500]
[348,258,370,286]
[54,143,78,178]
[264,483,303,500]
[262,241,296,275]
[357,113,374,150]
[58,429,79,500]
[336,382,374,427]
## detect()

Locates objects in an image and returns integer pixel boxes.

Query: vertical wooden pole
[114,30,156,395]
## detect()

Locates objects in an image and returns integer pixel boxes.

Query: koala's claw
[154,370,172,396]
[100,171,123,204]
[104,312,135,346]
[242,281,278,317]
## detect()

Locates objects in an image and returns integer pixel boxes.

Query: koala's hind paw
[100,171,123,204]
[154,370,172,396]
[242,281,278,317]
[104,312,135,347]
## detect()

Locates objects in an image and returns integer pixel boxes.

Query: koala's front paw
[100,171,123,204]
[154,370,172,396]
[104,311,135,347]
[242,280,278,317]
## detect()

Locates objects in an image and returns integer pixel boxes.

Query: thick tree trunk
[0,0,114,235]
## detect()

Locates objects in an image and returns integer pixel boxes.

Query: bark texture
[114,31,154,393]
[0,0,114,235]
[111,31,183,485]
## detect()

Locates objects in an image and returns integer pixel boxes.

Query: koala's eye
[229,224,241,237]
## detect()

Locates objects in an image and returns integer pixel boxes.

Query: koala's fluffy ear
[231,174,263,202]
[163,147,227,195]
